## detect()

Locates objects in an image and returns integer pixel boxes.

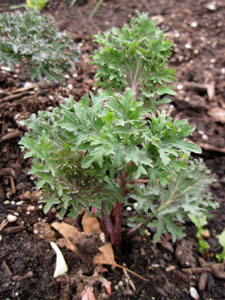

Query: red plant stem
[112,201,122,246]
[112,171,128,247]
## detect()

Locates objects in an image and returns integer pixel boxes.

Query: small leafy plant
[0,9,78,83]
[216,230,225,262]
[188,213,210,253]
[26,0,48,10]
[20,12,218,247]
[10,0,48,11]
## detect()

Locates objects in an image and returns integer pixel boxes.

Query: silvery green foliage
[0,9,78,83]
[20,12,218,242]
[131,160,217,242]
[92,11,176,107]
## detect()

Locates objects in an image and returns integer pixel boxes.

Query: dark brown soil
[0,0,225,299]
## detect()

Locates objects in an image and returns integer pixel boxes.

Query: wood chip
[4,225,25,234]
[199,272,208,291]
[0,130,23,143]
[208,107,225,123]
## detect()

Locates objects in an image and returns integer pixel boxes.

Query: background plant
[187,213,210,253]
[10,0,48,11]
[20,12,218,247]
[216,230,225,262]
[0,9,78,83]
[92,11,176,108]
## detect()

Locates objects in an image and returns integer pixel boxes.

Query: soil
[0,0,225,299]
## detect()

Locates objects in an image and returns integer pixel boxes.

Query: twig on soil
[2,260,12,276]
[10,84,39,94]
[4,225,25,234]
[182,258,225,280]
[0,91,33,103]
[0,168,15,177]
[198,143,225,154]
[13,271,33,281]
[122,266,136,291]
[182,24,195,33]
[127,223,142,238]
[0,130,23,143]
[0,219,8,232]
[10,176,16,194]
[199,272,208,291]
[183,81,215,100]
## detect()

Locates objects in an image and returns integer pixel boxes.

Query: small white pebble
[24,82,34,88]
[126,206,132,211]
[14,212,19,216]
[7,214,17,223]
[33,229,38,234]
[64,74,70,79]
[190,21,198,28]
[0,234,2,242]
[198,130,204,135]
[185,43,192,49]
[67,84,73,90]
[177,84,183,90]
[202,134,208,140]
[165,265,176,272]
[1,66,11,71]
[38,205,43,209]
[221,68,225,74]
[11,201,15,205]
[118,281,123,287]
[174,32,180,38]
[16,201,24,206]
[26,211,30,215]
[4,200,10,205]
[152,264,160,268]
[27,205,35,211]
[194,49,199,54]
[48,95,54,101]
[190,287,200,300]
[206,3,217,11]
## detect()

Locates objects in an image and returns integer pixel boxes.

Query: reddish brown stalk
[111,171,128,247]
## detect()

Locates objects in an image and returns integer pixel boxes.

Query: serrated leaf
[157,86,176,96]
[174,140,202,154]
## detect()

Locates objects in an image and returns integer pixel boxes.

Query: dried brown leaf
[93,243,148,281]
[82,211,102,236]
[93,243,117,266]
[51,221,79,254]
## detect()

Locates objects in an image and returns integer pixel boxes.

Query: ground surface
[0,0,225,299]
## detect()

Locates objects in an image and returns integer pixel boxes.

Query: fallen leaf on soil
[93,243,148,281]
[51,221,79,254]
[93,243,117,266]
[208,107,225,123]
[82,211,103,235]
